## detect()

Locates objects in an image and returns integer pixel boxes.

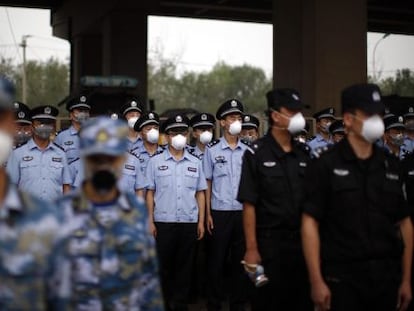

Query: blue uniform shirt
[146,148,207,223]
[307,133,332,154]
[187,145,205,160]
[133,144,164,190]
[56,191,164,310]
[7,139,72,201]
[68,158,82,189]
[202,137,249,211]
[0,182,71,310]
[128,136,143,153]
[404,136,414,153]
[54,125,80,163]
[118,152,142,194]
[383,143,410,160]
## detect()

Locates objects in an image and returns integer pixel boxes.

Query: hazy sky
[1,6,414,80]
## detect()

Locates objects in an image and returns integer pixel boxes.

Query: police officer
[203,99,250,311]
[133,111,164,194]
[189,113,216,159]
[0,76,71,310]
[329,119,345,144]
[240,114,260,145]
[7,105,71,201]
[238,88,312,310]
[302,83,413,311]
[404,107,414,153]
[13,101,32,148]
[120,98,144,152]
[56,116,164,310]
[307,107,335,153]
[294,121,311,144]
[55,95,91,163]
[383,115,410,160]
[146,114,207,311]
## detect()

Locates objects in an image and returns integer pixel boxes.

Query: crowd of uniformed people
[1,74,414,311]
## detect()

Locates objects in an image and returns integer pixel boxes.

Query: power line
[4,8,21,63]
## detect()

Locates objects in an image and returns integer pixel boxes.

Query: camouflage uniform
[57,191,164,311]
[0,183,71,310]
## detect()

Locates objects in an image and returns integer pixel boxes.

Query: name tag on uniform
[386,173,399,181]
[299,162,307,168]
[125,164,135,170]
[22,156,33,161]
[64,141,74,145]
[408,170,414,176]
[158,165,168,171]
[188,167,197,172]
[215,156,226,163]
[333,168,349,176]
[52,157,62,162]
[263,161,276,167]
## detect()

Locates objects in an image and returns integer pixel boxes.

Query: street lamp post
[20,35,32,104]
[372,33,390,82]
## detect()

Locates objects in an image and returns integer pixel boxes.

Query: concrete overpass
[2,0,414,114]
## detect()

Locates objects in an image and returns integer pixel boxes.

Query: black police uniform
[238,88,313,311]
[238,135,313,310]
[303,84,411,311]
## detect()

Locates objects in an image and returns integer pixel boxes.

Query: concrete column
[102,10,148,99]
[273,0,367,115]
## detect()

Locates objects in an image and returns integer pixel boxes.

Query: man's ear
[270,110,279,125]
[219,119,226,128]
[343,112,353,128]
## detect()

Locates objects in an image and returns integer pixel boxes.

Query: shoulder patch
[187,148,202,160]
[207,139,220,148]
[68,157,80,165]
[53,142,65,151]
[127,150,140,160]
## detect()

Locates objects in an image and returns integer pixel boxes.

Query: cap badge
[149,113,154,119]
[18,111,25,118]
[231,100,237,107]
[80,96,86,103]
[201,114,207,121]
[131,101,137,107]
[292,94,299,101]
[110,113,119,120]
[399,116,403,123]
[44,107,51,114]
[244,116,250,122]
[329,108,333,114]
[14,102,19,109]
[410,107,414,113]
[97,130,109,143]
[176,115,183,122]
[372,91,381,102]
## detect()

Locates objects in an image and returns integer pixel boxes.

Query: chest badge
[333,168,349,176]
[188,167,197,173]
[64,141,74,145]
[386,173,399,181]
[263,161,276,167]
[22,156,33,162]
[158,165,168,171]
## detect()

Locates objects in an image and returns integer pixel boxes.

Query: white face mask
[389,133,404,146]
[199,131,213,145]
[127,117,139,129]
[0,130,13,166]
[359,115,384,143]
[74,111,90,123]
[229,120,242,136]
[287,113,306,134]
[171,134,187,150]
[146,128,159,144]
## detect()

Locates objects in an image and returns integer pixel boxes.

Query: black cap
[329,120,344,135]
[313,107,335,120]
[120,98,143,116]
[66,95,91,111]
[13,101,31,124]
[266,88,303,111]
[161,114,190,133]
[404,106,414,119]
[216,99,244,120]
[341,83,384,115]
[384,115,405,131]
[134,111,159,132]
[31,105,59,120]
[242,114,260,129]
[190,113,216,129]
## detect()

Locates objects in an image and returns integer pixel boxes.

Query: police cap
[341,83,384,115]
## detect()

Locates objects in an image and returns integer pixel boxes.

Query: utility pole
[372,33,390,82]
[20,35,31,103]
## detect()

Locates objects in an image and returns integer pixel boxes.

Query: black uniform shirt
[402,153,414,220]
[237,133,311,230]
[303,138,410,264]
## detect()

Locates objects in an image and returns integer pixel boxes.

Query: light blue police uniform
[128,136,143,153]
[68,157,82,189]
[146,148,207,223]
[383,143,410,160]
[133,144,164,190]
[54,125,80,163]
[404,136,414,153]
[0,183,71,310]
[202,137,249,211]
[187,145,204,159]
[307,133,332,154]
[7,138,72,201]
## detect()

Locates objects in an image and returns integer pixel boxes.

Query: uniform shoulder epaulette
[127,150,140,160]
[152,149,165,157]
[130,146,140,154]
[68,157,80,165]
[52,142,65,151]
[187,148,202,160]
[207,139,220,148]
[311,144,333,159]
[14,141,28,150]
[56,128,66,135]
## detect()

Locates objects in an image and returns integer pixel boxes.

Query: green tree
[377,69,414,97]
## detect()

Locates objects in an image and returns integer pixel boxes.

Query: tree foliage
[377,69,414,97]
